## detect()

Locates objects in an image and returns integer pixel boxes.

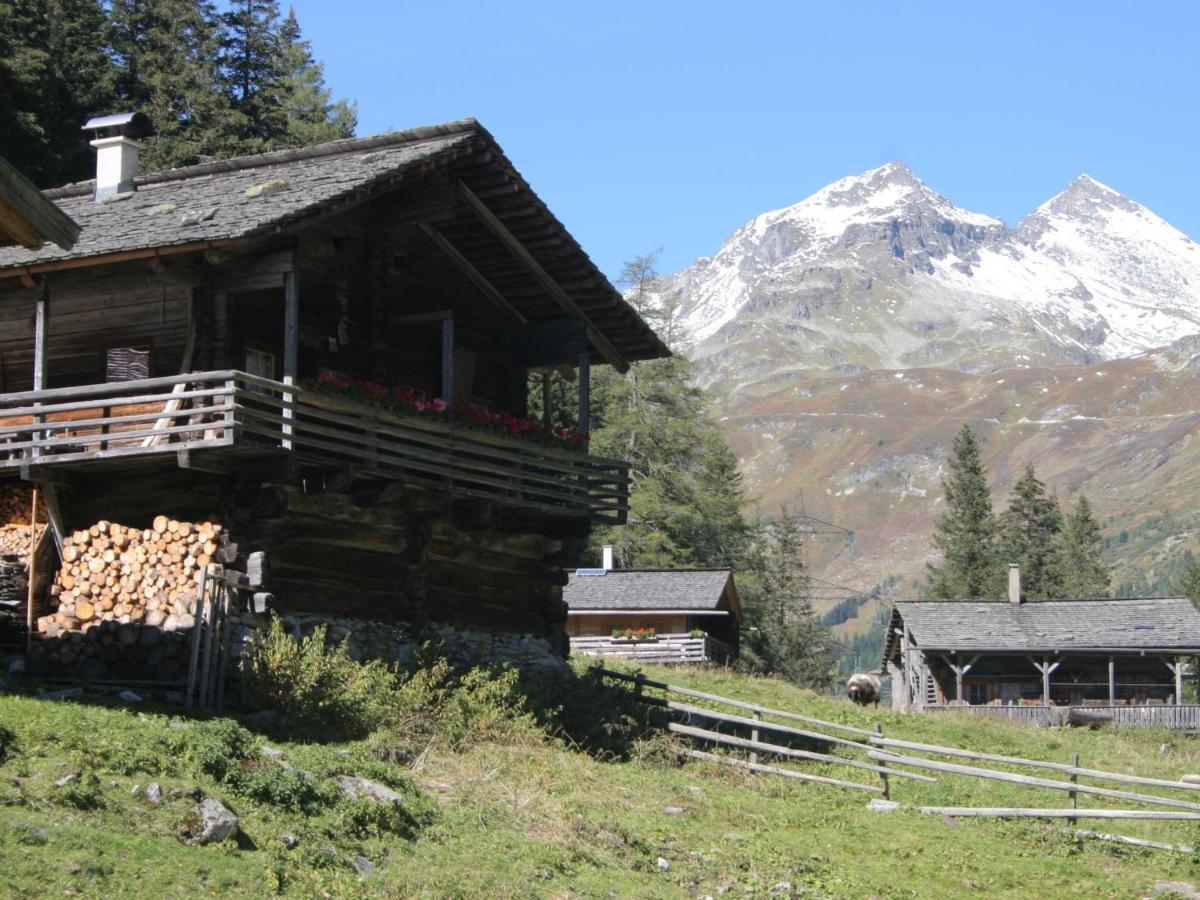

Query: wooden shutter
[106,346,151,382]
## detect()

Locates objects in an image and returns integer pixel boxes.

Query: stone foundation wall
[230,611,567,672]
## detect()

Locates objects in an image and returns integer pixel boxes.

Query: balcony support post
[282,269,298,450]
[578,352,590,442]
[441,316,454,407]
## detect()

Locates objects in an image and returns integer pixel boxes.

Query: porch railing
[569,633,736,665]
[0,370,629,522]
[924,703,1200,731]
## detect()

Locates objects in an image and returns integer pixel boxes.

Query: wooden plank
[687,749,883,793]
[866,734,1200,793]
[457,181,628,372]
[669,722,937,782]
[1074,830,1194,853]
[668,700,867,750]
[0,370,239,405]
[598,668,875,738]
[282,268,297,450]
[869,750,1200,811]
[419,224,526,324]
[918,807,1200,821]
[184,566,207,710]
[0,155,80,250]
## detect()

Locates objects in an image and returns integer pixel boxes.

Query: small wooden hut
[563,567,740,664]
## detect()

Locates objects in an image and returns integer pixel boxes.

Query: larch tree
[1059,494,1110,598]
[926,425,1000,599]
[997,464,1066,599]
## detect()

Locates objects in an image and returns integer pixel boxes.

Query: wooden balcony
[569,633,737,665]
[0,371,629,523]
[924,703,1200,732]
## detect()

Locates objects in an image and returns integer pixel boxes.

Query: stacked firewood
[40,517,225,636]
[0,524,47,638]
[0,484,45,526]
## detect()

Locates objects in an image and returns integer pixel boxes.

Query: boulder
[191,797,239,844]
[335,775,406,808]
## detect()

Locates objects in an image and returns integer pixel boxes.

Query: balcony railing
[923,703,1200,731]
[0,370,629,522]
[569,633,737,665]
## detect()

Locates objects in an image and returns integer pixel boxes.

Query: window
[105,346,151,382]
[244,347,276,380]
[968,682,989,706]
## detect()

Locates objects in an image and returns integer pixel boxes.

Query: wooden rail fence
[599,666,1200,850]
[569,633,736,665]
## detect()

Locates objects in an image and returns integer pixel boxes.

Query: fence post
[1068,751,1079,826]
[750,709,761,766]
[634,673,645,703]
[874,723,890,800]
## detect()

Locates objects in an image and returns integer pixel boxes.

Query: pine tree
[739,508,835,689]
[1176,555,1200,610]
[926,425,1000,599]
[221,0,286,152]
[273,6,355,146]
[110,0,238,171]
[0,0,117,185]
[586,253,748,569]
[997,464,1066,599]
[1059,495,1110,598]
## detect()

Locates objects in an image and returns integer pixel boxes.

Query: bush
[241,617,402,739]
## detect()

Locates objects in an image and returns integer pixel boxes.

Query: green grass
[3,662,1200,897]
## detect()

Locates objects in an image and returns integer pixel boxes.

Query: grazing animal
[846,673,882,707]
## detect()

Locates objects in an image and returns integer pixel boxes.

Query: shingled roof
[563,569,739,617]
[884,598,1200,663]
[0,118,668,364]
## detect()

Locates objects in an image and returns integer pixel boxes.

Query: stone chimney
[602,545,614,571]
[82,113,154,201]
[1008,564,1022,605]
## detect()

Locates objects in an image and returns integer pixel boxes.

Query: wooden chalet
[0,116,668,653]
[563,566,740,664]
[884,573,1200,729]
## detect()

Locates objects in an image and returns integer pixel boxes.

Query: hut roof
[884,597,1200,664]
[563,568,740,619]
[0,119,667,364]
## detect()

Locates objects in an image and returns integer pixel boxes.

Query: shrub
[186,718,257,783]
[241,617,401,739]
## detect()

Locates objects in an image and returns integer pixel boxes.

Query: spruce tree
[1059,495,1110,598]
[273,6,356,146]
[0,0,117,185]
[997,464,1066,599]
[1176,555,1200,610]
[110,0,237,171]
[221,0,286,152]
[739,508,835,689]
[587,253,748,569]
[926,425,999,599]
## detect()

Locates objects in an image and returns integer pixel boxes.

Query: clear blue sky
[290,0,1200,282]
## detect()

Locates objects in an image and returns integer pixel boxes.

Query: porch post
[578,352,591,441]
[441,316,454,405]
[33,278,47,392]
[282,269,298,450]
[1042,656,1051,707]
[1108,655,1115,706]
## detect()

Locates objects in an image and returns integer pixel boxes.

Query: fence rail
[570,633,735,664]
[0,371,629,522]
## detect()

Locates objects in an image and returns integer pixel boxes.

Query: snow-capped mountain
[665,164,1200,386]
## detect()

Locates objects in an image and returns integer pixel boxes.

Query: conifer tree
[739,508,835,689]
[0,0,118,185]
[587,253,748,569]
[1059,495,1110,598]
[110,0,237,171]
[1176,555,1200,610]
[997,464,1066,599]
[926,425,999,599]
[273,6,356,146]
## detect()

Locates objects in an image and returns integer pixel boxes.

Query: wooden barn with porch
[884,569,1200,729]
[563,564,740,665]
[0,114,668,668]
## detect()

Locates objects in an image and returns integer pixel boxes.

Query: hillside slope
[2,664,1200,897]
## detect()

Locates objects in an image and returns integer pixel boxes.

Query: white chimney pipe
[90,136,143,200]
[1008,564,1021,605]
[602,545,614,571]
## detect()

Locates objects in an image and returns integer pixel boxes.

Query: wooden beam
[282,267,298,450]
[1109,655,1116,705]
[419,224,526,324]
[441,316,454,404]
[577,352,590,439]
[457,181,628,372]
[0,155,80,250]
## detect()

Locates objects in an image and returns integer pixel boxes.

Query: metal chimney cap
[82,112,155,140]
